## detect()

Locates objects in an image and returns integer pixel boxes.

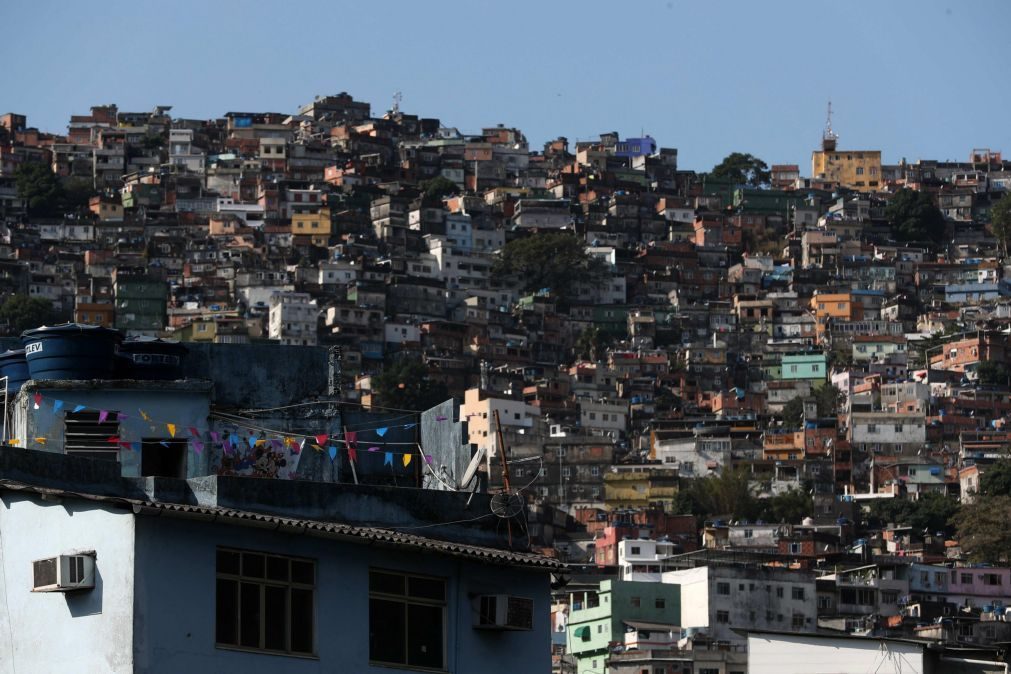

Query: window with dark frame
[215,548,316,656]
[369,569,446,670]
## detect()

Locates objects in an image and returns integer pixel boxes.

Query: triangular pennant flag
[119,442,131,450]
[403,453,412,467]
[9,439,19,445]
[98,410,109,424]
[160,441,170,448]
[348,446,358,463]
[368,446,380,452]
[403,423,417,430]
[384,452,393,466]
[248,434,258,449]
[139,409,150,422]
[229,433,239,447]
[106,436,120,444]
[210,431,220,444]
[72,405,86,413]
[295,438,306,454]
[425,454,433,464]
[271,439,283,451]
[328,446,337,460]
[33,393,42,410]
[34,437,46,444]
[315,434,328,446]
[435,416,447,422]
[117,412,128,421]
[376,427,388,437]
[167,423,176,438]
[192,440,204,455]
[53,400,64,413]
[188,426,199,438]
[223,440,233,454]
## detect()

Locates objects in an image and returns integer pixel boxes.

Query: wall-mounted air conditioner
[32,554,95,592]
[475,594,534,630]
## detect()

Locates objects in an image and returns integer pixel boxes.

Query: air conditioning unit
[475,594,534,631]
[32,554,95,592]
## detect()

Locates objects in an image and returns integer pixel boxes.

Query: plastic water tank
[119,338,188,380]
[21,324,121,381]
[0,349,30,394]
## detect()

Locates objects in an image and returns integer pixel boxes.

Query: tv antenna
[391,91,402,115]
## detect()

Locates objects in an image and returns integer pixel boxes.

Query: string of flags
[17,393,449,469]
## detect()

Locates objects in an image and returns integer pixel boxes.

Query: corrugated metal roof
[0,479,565,572]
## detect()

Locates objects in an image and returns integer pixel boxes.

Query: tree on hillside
[867,492,959,536]
[677,468,761,522]
[371,357,449,412]
[954,495,1011,564]
[978,460,1011,498]
[991,192,1011,260]
[976,360,1010,387]
[0,295,55,336]
[419,176,459,201]
[886,188,947,245]
[492,232,608,300]
[14,162,63,217]
[710,152,771,187]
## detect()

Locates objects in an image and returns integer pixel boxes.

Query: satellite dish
[490,492,524,519]
[458,444,487,490]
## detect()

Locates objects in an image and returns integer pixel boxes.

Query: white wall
[748,633,925,674]
[0,495,135,674]
[662,566,708,630]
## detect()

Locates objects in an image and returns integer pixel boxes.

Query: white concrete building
[461,388,539,458]
[268,291,318,346]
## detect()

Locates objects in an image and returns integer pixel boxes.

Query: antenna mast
[822,100,838,151]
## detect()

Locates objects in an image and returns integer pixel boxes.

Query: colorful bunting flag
[139,409,151,422]
[33,393,41,410]
[348,446,357,463]
[315,434,328,446]
[167,423,176,438]
[72,405,86,413]
[384,452,393,466]
[210,431,220,444]
[435,416,447,422]
[328,446,337,460]
[425,454,433,464]
[34,437,46,444]
[53,400,64,413]
[106,436,120,444]
[403,453,412,467]
[117,412,128,421]
[160,441,169,448]
[248,434,258,449]
[188,426,200,438]
[223,440,233,454]
[368,446,380,452]
[98,410,108,424]
[230,433,239,447]
[404,423,417,430]
[192,440,204,454]
[376,427,388,437]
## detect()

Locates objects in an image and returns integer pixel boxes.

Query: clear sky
[4,0,1009,172]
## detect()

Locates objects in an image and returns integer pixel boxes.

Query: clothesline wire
[239,399,430,416]
[210,412,420,445]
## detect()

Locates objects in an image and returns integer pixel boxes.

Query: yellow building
[603,468,678,510]
[811,147,881,192]
[291,207,332,246]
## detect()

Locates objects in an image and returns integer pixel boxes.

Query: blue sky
[4,0,1009,172]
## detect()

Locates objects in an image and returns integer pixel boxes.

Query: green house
[566,579,681,674]
[780,353,827,382]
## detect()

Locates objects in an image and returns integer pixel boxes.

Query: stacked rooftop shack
[3,99,1011,672]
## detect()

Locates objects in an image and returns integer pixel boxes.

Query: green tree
[990,192,1011,260]
[814,383,843,418]
[372,358,450,412]
[954,495,1011,564]
[14,162,64,217]
[867,492,959,536]
[0,295,55,335]
[680,468,761,521]
[978,460,1011,498]
[758,488,813,524]
[710,152,771,187]
[976,360,1010,387]
[419,176,460,201]
[574,326,609,362]
[781,396,805,427]
[492,232,608,300]
[886,188,947,245]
